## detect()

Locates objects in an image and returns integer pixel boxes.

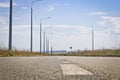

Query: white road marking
[62,61,71,64]
[60,63,93,75]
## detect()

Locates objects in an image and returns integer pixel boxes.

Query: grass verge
[53,49,120,57]
[0,48,50,57]
[0,48,120,57]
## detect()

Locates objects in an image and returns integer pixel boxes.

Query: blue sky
[0,0,120,51]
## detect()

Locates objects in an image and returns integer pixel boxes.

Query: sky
[0,0,120,51]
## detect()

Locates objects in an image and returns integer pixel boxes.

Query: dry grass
[54,49,120,57]
[0,47,120,57]
[0,48,50,57]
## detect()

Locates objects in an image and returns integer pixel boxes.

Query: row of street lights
[40,17,51,53]
[8,0,95,54]
[43,26,52,53]
[9,0,52,54]
[31,0,42,52]
[30,0,51,53]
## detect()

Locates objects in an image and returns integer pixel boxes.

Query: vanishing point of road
[0,56,120,80]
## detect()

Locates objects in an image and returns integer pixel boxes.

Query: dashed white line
[60,63,93,75]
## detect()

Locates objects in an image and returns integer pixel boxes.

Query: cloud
[43,3,70,12]
[97,16,120,34]
[0,16,6,24]
[102,16,120,28]
[101,16,120,28]
[50,25,92,36]
[0,2,17,8]
[96,21,106,25]
[21,6,27,10]
[41,5,55,12]
[110,29,120,35]
[47,5,55,11]
[0,25,30,35]
[88,12,107,15]
[1,24,119,51]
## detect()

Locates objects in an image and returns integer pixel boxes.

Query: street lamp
[40,17,51,53]
[43,26,52,53]
[46,37,49,53]
[92,26,94,52]
[48,33,53,55]
[47,36,53,55]
[8,0,12,55]
[30,0,42,52]
[45,32,53,54]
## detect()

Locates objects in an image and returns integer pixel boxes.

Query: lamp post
[43,30,45,53]
[30,0,42,52]
[51,46,52,56]
[92,26,94,51]
[8,0,12,55]
[40,17,51,53]
[43,26,52,53]
[49,33,53,55]
[46,37,49,53]
[46,32,53,54]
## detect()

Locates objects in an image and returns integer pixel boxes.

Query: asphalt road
[0,56,120,80]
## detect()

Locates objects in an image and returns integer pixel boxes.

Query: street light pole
[9,0,12,55]
[46,37,47,52]
[43,30,46,53]
[92,26,94,51]
[46,37,49,53]
[40,22,42,53]
[30,0,42,52]
[40,17,51,53]
[30,5,33,52]
[46,33,53,54]
[43,26,52,53]
[51,46,52,56]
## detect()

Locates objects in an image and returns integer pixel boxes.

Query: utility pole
[9,0,12,55]
[92,26,94,51]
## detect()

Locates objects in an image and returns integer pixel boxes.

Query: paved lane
[58,57,120,80]
[0,57,62,80]
[0,57,120,80]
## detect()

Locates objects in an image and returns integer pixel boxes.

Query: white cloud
[41,5,55,12]
[0,16,6,24]
[96,21,106,25]
[97,16,120,34]
[47,5,55,11]
[0,24,119,51]
[43,3,70,12]
[101,16,120,28]
[0,2,17,8]
[89,12,107,15]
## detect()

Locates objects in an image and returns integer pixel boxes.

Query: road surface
[0,56,120,80]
